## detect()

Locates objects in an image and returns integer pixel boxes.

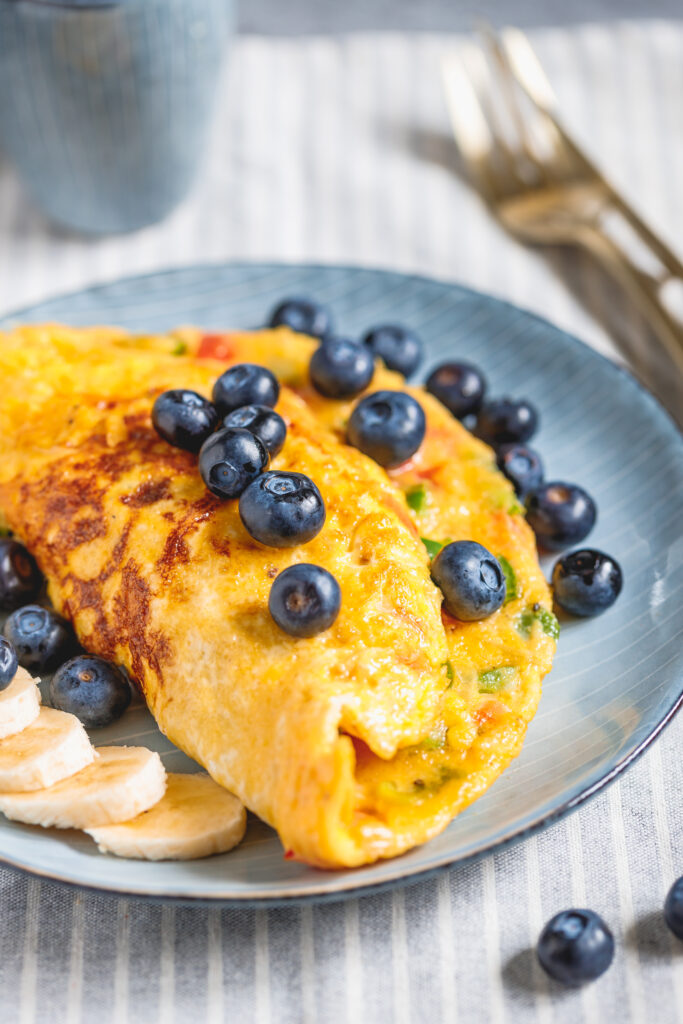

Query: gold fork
[442,26,683,378]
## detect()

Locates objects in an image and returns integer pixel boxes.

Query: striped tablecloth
[0,22,681,1024]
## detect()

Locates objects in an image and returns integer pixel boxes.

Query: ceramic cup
[0,0,234,234]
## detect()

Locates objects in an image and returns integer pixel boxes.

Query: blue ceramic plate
[0,263,681,904]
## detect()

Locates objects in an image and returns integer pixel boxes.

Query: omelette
[0,324,556,868]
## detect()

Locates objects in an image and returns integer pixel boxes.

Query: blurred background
[240,0,682,31]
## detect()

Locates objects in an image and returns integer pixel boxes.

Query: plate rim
[0,258,681,905]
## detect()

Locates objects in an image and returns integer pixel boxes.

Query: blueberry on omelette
[223,404,287,457]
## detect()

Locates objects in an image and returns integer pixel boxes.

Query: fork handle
[575,222,683,376]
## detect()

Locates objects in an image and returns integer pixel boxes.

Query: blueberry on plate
[496,444,544,497]
[0,638,18,692]
[363,324,423,378]
[537,909,614,985]
[431,541,506,621]
[49,655,131,729]
[4,605,79,673]
[269,563,341,637]
[664,876,683,940]
[309,337,374,399]
[425,361,487,419]
[212,363,280,417]
[268,297,333,340]
[526,482,597,551]
[199,428,269,500]
[552,549,622,617]
[239,472,325,548]
[152,389,219,453]
[476,397,538,446]
[347,390,426,468]
[0,539,43,611]
[223,404,287,458]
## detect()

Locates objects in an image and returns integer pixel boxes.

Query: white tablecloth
[0,22,681,1024]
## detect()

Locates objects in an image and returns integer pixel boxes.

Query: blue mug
[0,0,234,233]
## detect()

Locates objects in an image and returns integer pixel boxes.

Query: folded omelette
[0,325,556,867]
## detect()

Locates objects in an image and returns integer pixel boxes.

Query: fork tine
[499,28,558,111]
[498,27,595,180]
[441,52,493,164]
[462,38,527,170]
[441,51,505,202]
[477,24,559,181]
[476,25,534,158]
[445,41,535,198]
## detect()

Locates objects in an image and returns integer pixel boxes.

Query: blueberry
[552,549,622,617]
[537,909,614,985]
[4,605,79,673]
[347,390,426,468]
[152,389,219,453]
[223,404,287,458]
[425,361,486,419]
[476,397,538,446]
[309,337,374,399]
[664,876,683,940]
[431,541,506,621]
[212,363,279,417]
[363,325,423,377]
[49,655,131,728]
[199,428,269,500]
[239,472,325,548]
[496,444,544,497]
[268,297,333,340]
[269,563,341,637]
[526,482,597,551]
[0,638,18,691]
[0,539,43,611]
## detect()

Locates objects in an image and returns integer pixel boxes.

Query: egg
[0,325,556,867]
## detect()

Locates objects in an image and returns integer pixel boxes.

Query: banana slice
[85,773,247,861]
[0,707,94,792]
[0,667,41,740]
[0,745,166,829]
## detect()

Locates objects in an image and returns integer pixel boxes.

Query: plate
[0,263,681,904]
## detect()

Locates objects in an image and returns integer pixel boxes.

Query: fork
[442,26,683,378]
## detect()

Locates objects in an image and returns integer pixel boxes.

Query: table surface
[0,20,681,1024]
